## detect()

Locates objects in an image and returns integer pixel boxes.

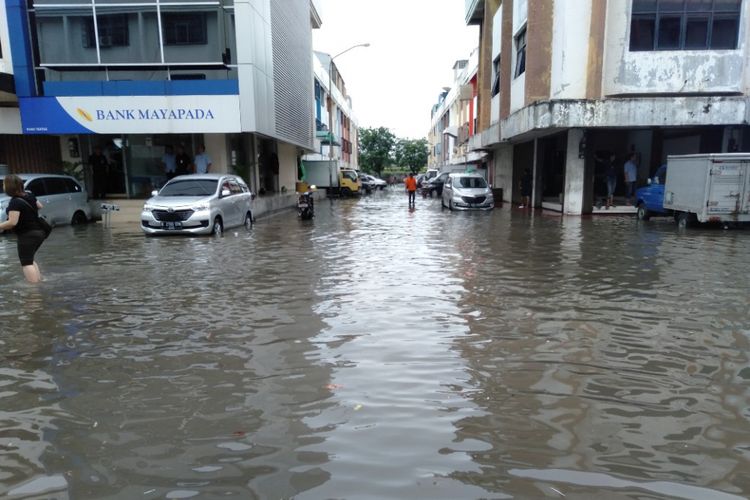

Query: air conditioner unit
[98,35,113,48]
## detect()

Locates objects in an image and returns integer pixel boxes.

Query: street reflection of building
[5,0,322,201]
[444,216,749,496]
[463,0,750,214]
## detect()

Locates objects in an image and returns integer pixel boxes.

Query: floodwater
[1,188,749,499]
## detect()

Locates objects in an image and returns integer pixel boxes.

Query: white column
[494,144,513,202]
[204,134,229,173]
[564,129,585,215]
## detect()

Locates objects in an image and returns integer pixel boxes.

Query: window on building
[514,28,526,78]
[630,0,741,51]
[83,14,129,48]
[491,55,501,97]
[162,12,207,45]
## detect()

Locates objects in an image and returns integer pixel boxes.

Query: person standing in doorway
[193,144,213,174]
[623,153,638,206]
[405,172,417,206]
[161,145,177,181]
[519,168,532,208]
[175,146,191,176]
[90,147,110,199]
[604,153,617,208]
[0,175,47,283]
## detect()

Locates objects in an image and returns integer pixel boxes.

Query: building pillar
[204,134,229,174]
[531,138,539,208]
[564,129,585,215]
[493,143,513,202]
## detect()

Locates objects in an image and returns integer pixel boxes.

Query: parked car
[442,173,494,211]
[365,174,387,190]
[359,174,377,193]
[635,164,669,221]
[421,172,450,197]
[141,174,254,236]
[0,173,91,228]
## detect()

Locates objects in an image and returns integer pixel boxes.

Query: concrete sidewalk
[90,191,323,231]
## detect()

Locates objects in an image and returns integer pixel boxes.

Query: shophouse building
[428,52,483,174]
[1,1,62,175]
[303,51,359,172]
[464,0,750,214]
[4,0,321,200]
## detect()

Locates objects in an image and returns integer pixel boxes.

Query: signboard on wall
[19,95,242,134]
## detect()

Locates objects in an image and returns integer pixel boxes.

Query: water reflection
[1,193,749,498]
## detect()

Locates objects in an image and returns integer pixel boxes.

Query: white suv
[1,174,91,226]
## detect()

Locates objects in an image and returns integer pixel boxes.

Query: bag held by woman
[18,197,52,238]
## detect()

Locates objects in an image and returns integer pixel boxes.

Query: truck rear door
[707,160,745,217]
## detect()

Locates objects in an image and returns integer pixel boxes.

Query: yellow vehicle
[339,169,362,196]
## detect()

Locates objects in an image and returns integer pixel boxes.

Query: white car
[141,174,254,236]
[0,174,91,227]
[441,173,494,211]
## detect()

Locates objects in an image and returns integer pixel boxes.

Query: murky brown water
[1,189,749,499]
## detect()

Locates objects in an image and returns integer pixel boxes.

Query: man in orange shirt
[405,172,417,206]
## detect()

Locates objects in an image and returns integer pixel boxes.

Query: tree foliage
[358,127,396,176]
[394,138,429,174]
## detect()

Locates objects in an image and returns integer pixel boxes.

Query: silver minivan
[441,173,494,211]
[0,174,91,226]
[141,174,254,236]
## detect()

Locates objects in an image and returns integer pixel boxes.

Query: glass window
[44,177,69,195]
[64,178,82,192]
[711,17,739,48]
[685,16,709,48]
[160,179,218,196]
[491,55,501,97]
[514,28,526,78]
[229,180,242,194]
[457,176,488,189]
[163,12,207,45]
[84,14,129,48]
[629,0,741,51]
[35,9,97,64]
[162,8,221,63]
[656,16,681,49]
[26,179,48,196]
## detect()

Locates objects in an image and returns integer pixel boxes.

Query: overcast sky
[312,0,479,140]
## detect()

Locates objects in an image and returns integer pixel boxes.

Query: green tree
[358,126,396,177]
[394,138,429,174]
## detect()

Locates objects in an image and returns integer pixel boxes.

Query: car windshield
[456,176,487,188]
[160,179,218,196]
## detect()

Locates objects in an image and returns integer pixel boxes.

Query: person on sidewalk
[90,147,110,199]
[0,175,47,283]
[175,146,191,176]
[624,153,638,206]
[519,168,532,208]
[193,144,213,174]
[405,172,417,206]
[604,153,617,208]
[161,145,177,181]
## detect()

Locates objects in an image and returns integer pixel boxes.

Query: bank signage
[19,95,241,134]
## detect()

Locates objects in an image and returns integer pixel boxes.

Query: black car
[421,172,450,197]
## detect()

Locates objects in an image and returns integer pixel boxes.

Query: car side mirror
[221,189,231,197]
[151,190,159,196]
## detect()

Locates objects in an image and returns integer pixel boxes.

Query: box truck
[303,161,361,196]
[636,153,750,228]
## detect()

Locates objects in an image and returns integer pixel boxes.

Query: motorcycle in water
[297,189,315,220]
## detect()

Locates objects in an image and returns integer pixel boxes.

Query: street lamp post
[327,43,369,194]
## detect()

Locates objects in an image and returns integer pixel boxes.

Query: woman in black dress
[0,175,46,282]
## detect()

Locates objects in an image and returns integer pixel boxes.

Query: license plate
[162,222,183,230]
[298,203,308,208]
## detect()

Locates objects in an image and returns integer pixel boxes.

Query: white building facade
[303,51,359,172]
[466,0,750,214]
[5,0,322,199]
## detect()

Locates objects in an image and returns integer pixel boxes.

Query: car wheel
[448,200,454,211]
[244,212,253,231]
[212,217,223,236]
[636,204,650,221]
[676,212,690,229]
[342,187,352,197]
[71,210,87,225]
